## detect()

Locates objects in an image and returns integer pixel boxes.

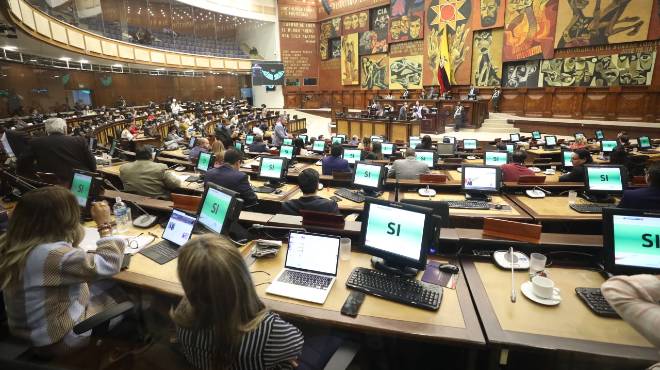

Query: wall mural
[320,19,342,61]
[361,54,390,89]
[371,6,391,39]
[476,0,506,30]
[389,0,425,42]
[342,11,370,35]
[539,51,656,87]
[389,55,424,88]
[359,31,389,54]
[471,28,504,86]
[502,60,541,87]
[425,0,473,85]
[341,33,360,85]
[330,38,342,58]
[503,0,559,61]
[650,0,660,40]
[555,0,653,48]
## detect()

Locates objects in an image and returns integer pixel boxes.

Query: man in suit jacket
[204,149,258,206]
[321,144,351,176]
[17,118,96,185]
[453,102,465,132]
[388,148,429,180]
[619,163,660,210]
[248,135,268,153]
[398,102,408,121]
[272,119,289,147]
[119,146,181,198]
[282,168,339,215]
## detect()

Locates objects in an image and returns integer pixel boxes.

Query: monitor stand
[268,179,284,189]
[582,192,615,204]
[362,188,382,198]
[465,192,491,202]
[371,256,417,278]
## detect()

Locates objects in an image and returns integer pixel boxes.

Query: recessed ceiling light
[79,59,89,63]
[3,46,17,51]
[112,63,122,67]
[156,67,165,71]
[29,59,37,62]
[59,57,71,61]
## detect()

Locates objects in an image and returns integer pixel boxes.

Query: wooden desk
[115,240,484,346]
[283,186,392,212]
[507,195,616,222]
[462,260,656,362]
[451,228,603,250]
[335,117,421,143]
[159,148,189,161]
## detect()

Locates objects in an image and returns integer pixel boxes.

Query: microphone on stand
[102,179,159,228]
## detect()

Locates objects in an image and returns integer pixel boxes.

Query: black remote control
[341,291,366,317]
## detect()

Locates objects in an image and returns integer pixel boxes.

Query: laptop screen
[162,210,196,246]
[286,232,340,275]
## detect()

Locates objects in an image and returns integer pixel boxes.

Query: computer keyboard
[140,240,178,265]
[446,200,490,210]
[334,188,365,203]
[575,287,619,318]
[569,203,612,214]
[346,267,442,311]
[185,175,201,182]
[279,270,332,289]
[253,186,275,194]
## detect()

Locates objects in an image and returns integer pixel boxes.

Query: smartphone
[340,291,365,317]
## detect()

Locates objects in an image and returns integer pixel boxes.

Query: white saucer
[418,188,436,197]
[520,281,561,306]
[530,167,542,173]
[544,169,556,175]
[456,167,463,173]
[466,155,476,160]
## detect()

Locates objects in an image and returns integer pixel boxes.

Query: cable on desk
[251,270,271,276]
[255,282,271,287]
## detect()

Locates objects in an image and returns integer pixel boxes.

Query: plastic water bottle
[113,197,132,233]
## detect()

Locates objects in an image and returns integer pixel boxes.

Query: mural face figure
[351,14,359,29]
[391,19,402,39]
[480,0,500,27]
[321,23,331,39]
[400,16,410,35]
[332,18,341,33]
[375,13,389,30]
[639,53,653,72]
[358,12,368,28]
[409,17,421,38]
[343,16,352,31]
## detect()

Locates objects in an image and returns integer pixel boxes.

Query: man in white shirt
[388,148,430,180]
[171,99,181,116]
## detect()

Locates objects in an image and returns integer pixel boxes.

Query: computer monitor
[336,134,347,141]
[463,139,477,151]
[561,148,574,169]
[484,151,509,166]
[461,165,501,201]
[245,135,254,145]
[381,143,395,156]
[409,136,421,149]
[70,170,94,209]
[353,162,385,195]
[197,183,243,235]
[331,136,344,145]
[603,208,660,275]
[600,140,617,153]
[638,136,652,150]
[371,136,384,144]
[259,156,288,188]
[595,130,605,140]
[234,141,244,152]
[415,150,437,168]
[400,199,450,254]
[360,197,434,273]
[188,137,197,149]
[312,140,326,153]
[283,138,293,146]
[109,139,118,157]
[342,148,362,164]
[196,152,214,173]
[280,144,295,160]
[88,137,98,151]
[162,209,196,248]
[575,132,585,141]
[443,136,455,144]
[299,134,308,144]
[584,165,625,202]
[437,143,455,156]
[544,135,557,148]
[510,133,520,142]
[505,144,515,154]
[531,131,541,140]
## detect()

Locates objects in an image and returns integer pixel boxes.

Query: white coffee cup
[531,275,560,300]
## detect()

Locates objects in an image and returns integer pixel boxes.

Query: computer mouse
[318,183,324,191]
[274,189,283,194]
[174,166,186,172]
[438,264,460,274]
[494,204,503,210]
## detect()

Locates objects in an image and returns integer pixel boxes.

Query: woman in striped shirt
[172,235,304,370]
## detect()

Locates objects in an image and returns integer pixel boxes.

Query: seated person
[348,135,360,146]
[358,137,371,151]
[189,137,210,162]
[0,188,127,353]
[120,146,182,198]
[17,118,96,185]
[211,140,225,167]
[248,135,268,153]
[569,136,587,150]
[204,149,257,206]
[282,168,339,215]
[166,127,185,144]
[388,148,429,180]
[128,120,139,135]
[618,163,660,210]
[364,141,384,160]
[501,151,535,182]
[321,144,351,176]
[121,122,134,141]
[610,134,629,166]
[415,135,433,150]
[559,149,592,182]
[173,235,304,370]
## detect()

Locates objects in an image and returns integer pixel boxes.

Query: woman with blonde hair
[211,140,225,167]
[172,235,304,370]
[0,186,126,353]
[569,135,587,150]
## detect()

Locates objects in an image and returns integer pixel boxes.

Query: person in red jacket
[501,150,534,182]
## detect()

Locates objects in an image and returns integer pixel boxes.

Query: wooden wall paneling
[616,92,647,121]
[337,119,349,134]
[581,90,608,121]
[349,120,360,137]
[522,90,545,118]
[411,123,420,137]
[389,123,407,143]
[373,122,386,138]
[286,94,299,109]
[354,92,365,110]
[341,91,354,108]
[550,90,575,119]
[332,91,343,108]
[605,88,619,121]
[572,87,586,120]
[500,89,524,115]
[321,91,332,107]
[362,121,374,138]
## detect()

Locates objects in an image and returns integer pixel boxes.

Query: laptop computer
[266,231,340,304]
[140,209,196,264]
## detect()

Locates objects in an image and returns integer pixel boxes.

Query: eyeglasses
[126,232,158,250]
